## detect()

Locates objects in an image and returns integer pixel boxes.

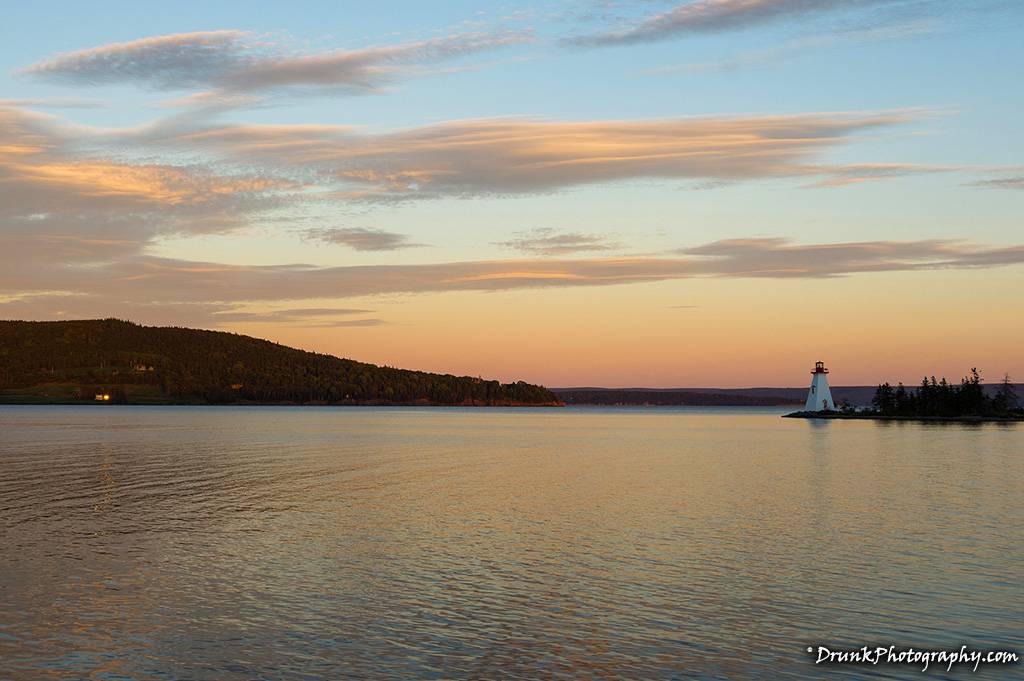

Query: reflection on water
[0,406,1020,680]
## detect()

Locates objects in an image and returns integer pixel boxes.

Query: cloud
[0,98,107,109]
[647,17,938,74]
[20,31,251,88]
[219,31,532,94]
[0,104,294,257]
[0,104,300,317]
[7,159,284,208]
[209,307,373,322]
[569,0,917,46]
[305,227,425,251]
[3,102,1009,330]
[494,228,620,255]
[676,237,1024,276]
[0,294,383,329]
[0,105,288,214]
[20,29,533,100]
[3,238,1022,317]
[807,162,953,187]
[300,318,388,328]
[209,307,385,327]
[970,176,1024,190]
[148,111,922,199]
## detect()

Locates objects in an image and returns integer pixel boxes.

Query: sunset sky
[2,0,1022,387]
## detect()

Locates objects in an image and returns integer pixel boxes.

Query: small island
[786,368,1022,423]
[0,319,563,407]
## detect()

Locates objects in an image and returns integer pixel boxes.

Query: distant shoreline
[552,387,800,407]
[783,411,1022,423]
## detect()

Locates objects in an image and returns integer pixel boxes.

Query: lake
[1,406,1020,679]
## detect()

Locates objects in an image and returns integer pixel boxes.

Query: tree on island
[871,369,1022,418]
[992,374,1019,414]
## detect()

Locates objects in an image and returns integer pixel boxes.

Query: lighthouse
[804,361,835,412]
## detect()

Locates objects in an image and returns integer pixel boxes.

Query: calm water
[0,406,1020,680]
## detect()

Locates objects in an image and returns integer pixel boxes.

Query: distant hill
[552,388,800,407]
[0,319,561,406]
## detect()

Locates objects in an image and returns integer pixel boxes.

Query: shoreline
[783,411,1022,423]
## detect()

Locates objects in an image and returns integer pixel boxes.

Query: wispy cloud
[807,162,953,187]
[570,0,1019,49]
[970,176,1024,190]
[495,228,620,255]
[569,0,910,46]
[301,318,388,328]
[305,227,425,251]
[3,238,1022,317]
[208,307,385,327]
[0,97,107,109]
[210,307,374,322]
[144,111,924,199]
[20,31,251,88]
[647,16,939,74]
[0,295,385,330]
[0,104,293,271]
[0,106,290,216]
[677,237,1024,276]
[219,31,532,94]
[19,29,533,102]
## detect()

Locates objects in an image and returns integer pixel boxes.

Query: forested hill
[0,319,561,406]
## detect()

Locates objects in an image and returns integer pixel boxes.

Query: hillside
[0,319,561,406]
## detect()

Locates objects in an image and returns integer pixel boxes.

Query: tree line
[871,369,1020,417]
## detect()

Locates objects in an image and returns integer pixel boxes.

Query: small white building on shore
[805,361,835,412]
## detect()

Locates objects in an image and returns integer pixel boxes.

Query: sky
[1,0,1022,388]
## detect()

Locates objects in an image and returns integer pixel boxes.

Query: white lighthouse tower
[804,361,835,412]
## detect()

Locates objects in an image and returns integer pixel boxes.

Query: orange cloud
[9,160,283,206]
[0,105,292,247]
[148,111,924,198]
